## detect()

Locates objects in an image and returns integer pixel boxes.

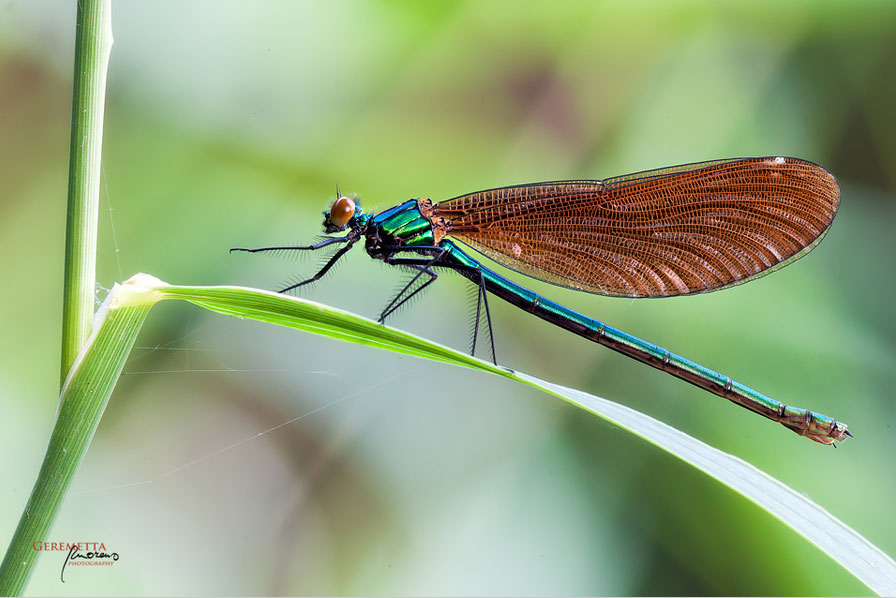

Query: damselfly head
[323,195,363,233]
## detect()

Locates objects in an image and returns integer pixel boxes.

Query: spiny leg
[279,238,359,293]
[478,269,497,364]
[470,278,483,356]
[378,252,499,363]
[468,268,497,363]
[455,264,498,363]
[379,260,439,323]
[376,247,447,322]
[230,235,351,254]
[389,257,498,363]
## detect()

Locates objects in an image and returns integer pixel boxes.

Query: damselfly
[232,157,849,445]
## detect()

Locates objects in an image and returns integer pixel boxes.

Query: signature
[60,544,119,582]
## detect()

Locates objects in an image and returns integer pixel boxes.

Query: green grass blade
[0,278,159,595]
[518,375,896,595]
[158,280,896,595]
[4,275,894,594]
[60,0,113,384]
[161,284,500,371]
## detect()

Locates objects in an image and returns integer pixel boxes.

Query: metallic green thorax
[365,200,435,254]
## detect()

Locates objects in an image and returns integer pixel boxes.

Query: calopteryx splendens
[232,157,849,445]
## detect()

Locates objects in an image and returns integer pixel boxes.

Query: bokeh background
[2,1,895,595]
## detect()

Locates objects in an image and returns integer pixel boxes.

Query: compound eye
[328,196,356,228]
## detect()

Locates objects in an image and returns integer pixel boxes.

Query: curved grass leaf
[3,274,894,595]
[0,278,156,595]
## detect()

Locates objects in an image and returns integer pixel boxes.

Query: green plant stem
[0,278,158,596]
[0,0,114,593]
[60,0,113,385]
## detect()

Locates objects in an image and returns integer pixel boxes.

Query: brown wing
[431,157,840,297]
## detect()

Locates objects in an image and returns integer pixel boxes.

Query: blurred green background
[2,1,895,595]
